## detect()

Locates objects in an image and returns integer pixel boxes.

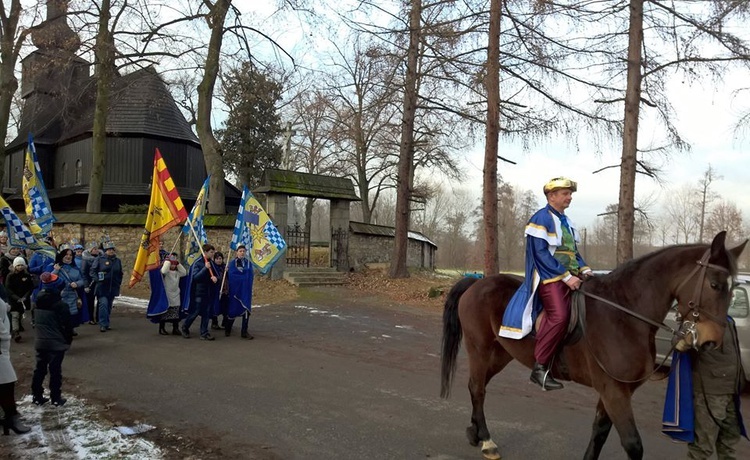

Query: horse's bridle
[673,249,731,348]
[577,248,732,383]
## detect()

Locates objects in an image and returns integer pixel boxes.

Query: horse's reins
[577,248,731,384]
[578,290,677,335]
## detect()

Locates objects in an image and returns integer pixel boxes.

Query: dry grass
[346,268,459,309]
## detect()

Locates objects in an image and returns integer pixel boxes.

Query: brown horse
[440,231,746,460]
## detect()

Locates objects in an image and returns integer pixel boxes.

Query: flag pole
[185,217,215,278]
[219,248,234,296]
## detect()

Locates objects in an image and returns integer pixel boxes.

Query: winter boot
[3,414,31,435]
[158,321,169,335]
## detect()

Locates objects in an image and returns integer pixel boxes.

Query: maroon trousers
[534,280,572,365]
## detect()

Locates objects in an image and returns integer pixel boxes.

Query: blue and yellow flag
[22,134,56,235]
[0,195,56,258]
[231,186,286,274]
[181,176,210,266]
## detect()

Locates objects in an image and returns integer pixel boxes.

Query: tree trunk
[616,0,644,265]
[483,0,501,275]
[389,0,421,279]
[0,0,23,187]
[86,0,114,213]
[304,197,314,237]
[196,0,231,215]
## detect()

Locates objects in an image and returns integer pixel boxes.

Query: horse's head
[673,231,747,352]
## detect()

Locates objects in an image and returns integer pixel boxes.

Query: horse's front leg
[600,388,644,460]
[583,398,613,460]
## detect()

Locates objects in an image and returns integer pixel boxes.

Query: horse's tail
[441,276,480,399]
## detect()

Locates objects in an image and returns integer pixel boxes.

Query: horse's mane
[604,242,738,282]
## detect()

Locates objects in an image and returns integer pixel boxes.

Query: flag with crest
[129,149,188,287]
[23,133,56,235]
[181,176,210,266]
[231,186,286,274]
[0,195,56,257]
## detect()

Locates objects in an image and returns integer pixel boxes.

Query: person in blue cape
[210,251,227,331]
[662,316,747,457]
[181,244,219,340]
[499,177,592,391]
[225,245,254,339]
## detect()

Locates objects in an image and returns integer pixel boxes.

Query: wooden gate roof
[254,169,361,201]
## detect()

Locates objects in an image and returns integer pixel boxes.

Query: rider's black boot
[530,362,564,391]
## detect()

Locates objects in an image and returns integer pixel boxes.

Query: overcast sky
[457,75,750,230]
[245,3,750,233]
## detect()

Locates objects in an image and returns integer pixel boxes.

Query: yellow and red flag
[129,149,188,287]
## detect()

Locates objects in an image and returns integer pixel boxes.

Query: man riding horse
[499,176,593,390]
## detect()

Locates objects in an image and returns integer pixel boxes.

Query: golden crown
[543,177,577,194]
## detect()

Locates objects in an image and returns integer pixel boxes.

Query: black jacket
[89,254,123,298]
[34,288,73,351]
[4,270,34,313]
[190,257,216,300]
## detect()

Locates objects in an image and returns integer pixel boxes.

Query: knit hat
[40,272,58,284]
[13,257,26,268]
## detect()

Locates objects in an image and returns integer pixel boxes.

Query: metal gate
[286,223,310,267]
[331,226,349,271]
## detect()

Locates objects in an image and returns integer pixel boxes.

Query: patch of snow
[6,395,162,459]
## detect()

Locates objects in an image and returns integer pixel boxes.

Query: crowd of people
[0,231,255,437]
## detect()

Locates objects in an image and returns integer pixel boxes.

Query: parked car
[654,274,750,382]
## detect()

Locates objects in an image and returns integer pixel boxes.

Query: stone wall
[45,220,435,290]
[348,233,435,271]
[52,222,237,288]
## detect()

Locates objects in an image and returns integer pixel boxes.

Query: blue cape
[146,268,169,321]
[662,351,695,442]
[662,347,747,442]
[227,257,253,319]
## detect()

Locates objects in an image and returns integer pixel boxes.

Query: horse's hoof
[481,439,501,460]
[466,426,480,446]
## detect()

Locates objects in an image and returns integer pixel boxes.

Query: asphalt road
[10,287,750,459]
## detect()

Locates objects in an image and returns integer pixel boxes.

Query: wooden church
[2,1,239,212]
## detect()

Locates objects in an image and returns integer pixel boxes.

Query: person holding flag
[179,176,219,340]
[221,186,287,340]
[225,245,253,339]
[181,244,218,340]
[130,149,189,288]
[133,149,189,333]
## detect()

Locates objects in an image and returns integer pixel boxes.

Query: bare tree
[663,184,700,244]
[390,0,421,278]
[324,37,400,224]
[196,0,231,215]
[705,200,744,243]
[86,0,114,212]
[482,0,501,275]
[697,164,721,243]
[287,82,338,235]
